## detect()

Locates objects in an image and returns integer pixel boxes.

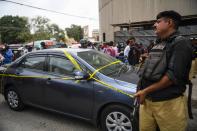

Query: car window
[48,56,75,76]
[78,50,117,68]
[77,50,125,76]
[20,56,45,71]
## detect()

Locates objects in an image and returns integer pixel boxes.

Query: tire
[5,87,24,111]
[100,105,138,131]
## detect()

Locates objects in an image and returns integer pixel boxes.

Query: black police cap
[156,10,181,23]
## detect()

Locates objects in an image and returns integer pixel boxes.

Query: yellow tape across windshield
[59,49,134,98]
[89,60,121,79]
[61,50,134,97]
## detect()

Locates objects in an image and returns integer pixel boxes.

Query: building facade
[92,29,99,41]
[99,0,197,46]
[83,25,89,39]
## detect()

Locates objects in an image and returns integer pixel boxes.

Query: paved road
[0,95,99,131]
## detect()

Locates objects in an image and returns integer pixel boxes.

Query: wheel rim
[7,91,19,108]
[106,111,132,131]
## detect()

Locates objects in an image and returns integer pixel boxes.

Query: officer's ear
[167,18,174,28]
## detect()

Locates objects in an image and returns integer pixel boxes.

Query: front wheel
[5,87,24,111]
[100,105,137,131]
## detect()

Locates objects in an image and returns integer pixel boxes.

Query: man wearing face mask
[135,10,193,131]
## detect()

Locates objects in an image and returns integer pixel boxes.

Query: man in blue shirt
[2,45,14,65]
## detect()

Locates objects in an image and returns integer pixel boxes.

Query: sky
[0,0,99,31]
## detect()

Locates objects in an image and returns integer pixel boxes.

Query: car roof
[28,48,93,55]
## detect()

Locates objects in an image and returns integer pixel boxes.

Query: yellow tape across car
[91,77,134,98]
[89,60,121,79]
[0,73,74,80]
[60,49,82,71]
[0,49,135,98]
[59,49,134,98]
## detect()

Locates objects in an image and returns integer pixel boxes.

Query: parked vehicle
[33,40,55,50]
[49,42,68,49]
[0,48,139,131]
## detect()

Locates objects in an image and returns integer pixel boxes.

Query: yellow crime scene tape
[60,49,82,71]
[89,60,121,79]
[0,49,135,98]
[0,73,74,80]
[91,77,134,98]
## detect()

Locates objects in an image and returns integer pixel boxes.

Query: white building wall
[99,0,197,42]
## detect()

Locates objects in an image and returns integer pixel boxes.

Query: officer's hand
[134,90,147,104]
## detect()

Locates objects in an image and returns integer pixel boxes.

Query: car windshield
[77,50,128,76]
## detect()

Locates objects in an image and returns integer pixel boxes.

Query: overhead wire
[0,0,98,20]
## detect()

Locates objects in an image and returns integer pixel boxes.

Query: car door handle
[15,72,20,75]
[46,78,51,84]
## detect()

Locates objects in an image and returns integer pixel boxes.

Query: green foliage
[65,24,83,42]
[0,15,32,44]
[0,15,68,44]
[31,16,51,40]
[31,16,65,41]
[48,23,65,42]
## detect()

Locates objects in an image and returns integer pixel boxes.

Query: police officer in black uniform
[135,10,193,131]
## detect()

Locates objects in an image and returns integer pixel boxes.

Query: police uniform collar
[156,31,180,43]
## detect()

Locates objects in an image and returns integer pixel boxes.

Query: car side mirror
[74,71,90,80]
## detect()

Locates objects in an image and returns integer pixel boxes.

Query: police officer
[135,10,193,131]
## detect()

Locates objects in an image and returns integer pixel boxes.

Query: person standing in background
[124,39,131,57]
[104,42,116,57]
[111,41,119,57]
[2,45,14,65]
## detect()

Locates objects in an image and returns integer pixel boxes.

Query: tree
[31,16,50,33]
[47,23,65,42]
[0,15,32,44]
[65,24,83,42]
[31,16,65,41]
[31,16,51,40]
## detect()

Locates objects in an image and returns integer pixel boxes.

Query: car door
[44,54,94,119]
[15,54,47,106]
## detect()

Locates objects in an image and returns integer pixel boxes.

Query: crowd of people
[0,37,152,67]
[0,44,14,66]
[96,37,149,66]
